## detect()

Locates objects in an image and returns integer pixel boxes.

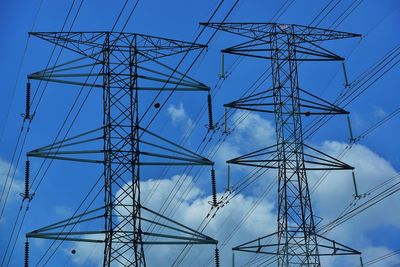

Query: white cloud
[213,124,400,266]
[167,103,186,123]
[352,105,387,132]
[0,158,23,223]
[320,245,400,267]
[167,103,195,135]
[66,234,103,267]
[360,246,400,267]
[311,141,399,226]
[231,110,275,147]
[371,105,387,119]
[140,174,277,267]
[53,205,74,218]
[308,141,400,266]
[215,111,275,170]
[64,116,400,267]
[69,174,277,267]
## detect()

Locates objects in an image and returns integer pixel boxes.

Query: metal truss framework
[26,32,217,266]
[201,22,361,266]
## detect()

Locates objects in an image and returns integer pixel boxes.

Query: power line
[0,0,44,143]
[164,2,400,267]
[173,1,400,264]
[137,0,242,248]
[3,1,398,265]
[0,1,91,265]
[149,0,300,239]
[320,174,400,234]
[26,1,144,265]
[0,0,85,220]
[167,1,366,265]
[172,5,347,267]
[360,248,400,267]
[22,0,234,266]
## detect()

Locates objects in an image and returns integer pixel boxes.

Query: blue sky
[1,0,400,266]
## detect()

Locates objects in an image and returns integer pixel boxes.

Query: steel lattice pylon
[25,32,217,266]
[201,23,361,266]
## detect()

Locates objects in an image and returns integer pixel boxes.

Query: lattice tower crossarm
[25,32,218,267]
[201,22,361,266]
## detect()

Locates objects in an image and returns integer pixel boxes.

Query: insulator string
[342,61,350,88]
[25,160,30,198]
[215,246,220,267]
[207,93,214,130]
[210,168,217,207]
[25,81,31,120]
[24,239,29,267]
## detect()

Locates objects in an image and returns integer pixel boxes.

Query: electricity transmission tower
[24,32,217,266]
[201,22,361,266]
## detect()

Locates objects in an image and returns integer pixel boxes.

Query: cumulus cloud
[358,246,400,266]
[215,110,275,170]
[320,245,400,267]
[66,234,103,267]
[352,105,387,132]
[140,174,277,267]
[231,110,275,147]
[64,115,400,267]
[0,158,23,223]
[167,103,195,135]
[371,105,387,120]
[308,141,400,266]
[213,120,400,266]
[311,141,398,225]
[53,205,74,219]
[69,174,277,266]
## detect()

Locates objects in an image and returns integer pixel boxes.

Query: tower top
[200,22,361,42]
[29,31,206,62]
[200,22,361,61]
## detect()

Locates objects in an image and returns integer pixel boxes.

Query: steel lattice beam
[25,32,217,267]
[202,22,361,266]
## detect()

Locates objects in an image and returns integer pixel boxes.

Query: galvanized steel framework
[202,22,361,266]
[25,32,217,266]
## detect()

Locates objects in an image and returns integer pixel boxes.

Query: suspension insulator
[25,81,31,120]
[20,160,33,201]
[346,115,354,143]
[359,256,364,267]
[352,171,361,199]
[215,247,220,267]
[207,93,214,130]
[226,164,231,192]
[220,53,226,79]
[25,160,30,197]
[342,62,350,88]
[223,107,230,134]
[24,239,29,267]
[211,168,217,207]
